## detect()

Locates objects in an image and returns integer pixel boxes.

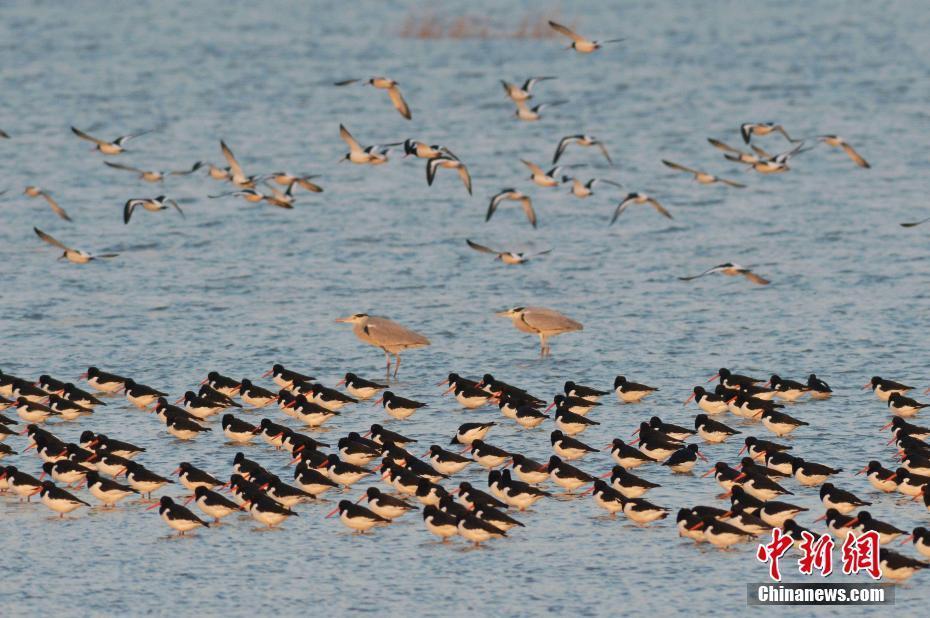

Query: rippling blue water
[2,1,930,616]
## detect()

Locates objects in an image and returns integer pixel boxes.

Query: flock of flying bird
[0,20,899,280]
[2,17,928,591]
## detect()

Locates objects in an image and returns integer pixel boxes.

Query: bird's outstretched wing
[104,161,145,174]
[741,271,770,285]
[71,126,107,146]
[466,239,499,254]
[521,159,545,176]
[41,192,72,221]
[707,138,742,154]
[678,265,724,281]
[339,124,363,154]
[662,160,700,175]
[34,227,70,251]
[113,130,152,145]
[520,197,537,228]
[553,136,578,164]
[548,21,584,42]
[387,85,412,120]
[718,177,746,188]
[595,141,613,165]
[647,197,673,219]
[457,164,472,195]
[522,76,555,91]
[840,142,870,168]
[900,217,930,228]
[170,161,204,175]
[220,141,245,181]
[166,199,185,218]
[123,200,138,224]
[610,197,634,225]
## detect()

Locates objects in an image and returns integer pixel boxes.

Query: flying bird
[553,134,612,165]
[266,173,323,193]
[466,240,551,265]
[335,77,411,120]
[487,189,537,228]
[661,160,745,187]
[707,138,763,164]
[335,314,430,377]
[746,142,811,174]
[33,227,118,264]
[817,136,870,168]
[548,21,624,53]
[71,126,151,154]
[339,124,394,165]
[123,196,184,224]
[426,157,472,195]
[220,140,261,187]
[610,193,672,224]
[208,188,293,209]
[23,186,72,221]
[521,160,563,187]
[402,140,457,160]
[562,177,622,198]
[678,263,770,285]
[513,99,566,122]
[501,77,556,102]
[103,161,203,182]
[496,306,583,357]
[900,217,930,228]
[740,123,800,144]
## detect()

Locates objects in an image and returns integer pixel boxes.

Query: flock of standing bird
[2,18,928,587]
[3,362,930,581]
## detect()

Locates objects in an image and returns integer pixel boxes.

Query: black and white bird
[521,159,563,188]
[819,483,871,515]
[486,189,537,228]
[335,77,412,120]
[33,227,118,263]
[465,239,551,265]
[186,486,241,523]
[327,499,389,533]
[374,391,426,420]
[552,134,612,165]
[679,263,769,286]
[83,470,138,507]
[71,126,151,154]
[337,373,387,400]
[501,76,556,102]
[888,392,929,417]
[147,496,210,534]
[550,430,598,460]
[426,156,472,194]
[39,480,90,517]
[548,21,624,54]
[806,374,833,399]
[422,504,459,541]
[123,196,183,224]
[694,414,740,443]
[610,193,672,224]
[661,160,745,187]
[740,123,799,144]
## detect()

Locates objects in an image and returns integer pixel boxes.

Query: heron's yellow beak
[335,316,351,323]
[494,310,512,317]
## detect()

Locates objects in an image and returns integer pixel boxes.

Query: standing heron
[335,314,430,378]
[496,307,582,357]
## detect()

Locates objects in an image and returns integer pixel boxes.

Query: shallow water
[2,1,930,616]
